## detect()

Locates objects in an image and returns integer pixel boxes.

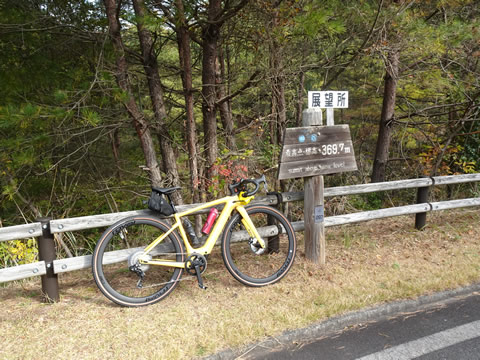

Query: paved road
[261,292,480,360]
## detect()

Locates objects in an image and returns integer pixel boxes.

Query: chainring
[184,253,207,275]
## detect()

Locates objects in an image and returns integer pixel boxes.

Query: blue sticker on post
[298,135,306,143]
[310,134,317,142]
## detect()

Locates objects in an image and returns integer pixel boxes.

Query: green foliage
[296,2,346,37]
[257,140,282,170]
[0,239,38,267]
[81,109,102,126]
[350,193,384,211]
[54,90,69,104]
[0,0,479,263]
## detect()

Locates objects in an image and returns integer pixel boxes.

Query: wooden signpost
[279,90,356,265]
[278,125,357,180]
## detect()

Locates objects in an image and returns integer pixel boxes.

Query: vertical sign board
[308,91,349,109]
[308,90,349,125]
[278,125,357,180]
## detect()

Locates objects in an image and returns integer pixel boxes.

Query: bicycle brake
[249,238,266,255]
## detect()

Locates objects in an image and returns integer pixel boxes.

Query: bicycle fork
[236,206,266,254]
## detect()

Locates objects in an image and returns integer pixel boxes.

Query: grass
[1,209,480,359]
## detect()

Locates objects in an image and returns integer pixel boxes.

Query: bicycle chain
[131,251,218,290]
[136,269,224,289]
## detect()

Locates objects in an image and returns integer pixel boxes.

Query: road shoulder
[203,282,480,360]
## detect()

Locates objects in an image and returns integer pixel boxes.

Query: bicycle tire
[92,216,185,307]
[221,205,296,286]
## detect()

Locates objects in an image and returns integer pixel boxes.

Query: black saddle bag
[147,191,174,216]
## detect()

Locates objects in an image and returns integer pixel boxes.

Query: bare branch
[216,70,261,106]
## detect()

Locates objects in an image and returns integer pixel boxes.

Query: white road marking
[357,320,480,360]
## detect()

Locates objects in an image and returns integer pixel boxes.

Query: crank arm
[194,264,207,290]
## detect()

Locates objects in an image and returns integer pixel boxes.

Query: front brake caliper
[249,238,266,255]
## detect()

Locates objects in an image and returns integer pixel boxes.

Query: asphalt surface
[204,283,480,360]
[261,291,480,359]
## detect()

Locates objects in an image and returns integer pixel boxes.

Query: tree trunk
[371,49,399,183]
[110,127,121,179]
[269,37,287,193]
[174,0,200,205]
[132,0,182,202]
[103,0,162,187]
[268,14,287,147]
[201,0,222,188]
[217,46,236,151]
[275,76,287,144]
[296,71,305,127]
[200,0,248,186]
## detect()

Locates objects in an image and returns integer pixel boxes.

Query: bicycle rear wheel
[92,216,185,307]
[221,205,296,286]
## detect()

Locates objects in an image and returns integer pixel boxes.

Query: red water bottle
[202,208,219,234]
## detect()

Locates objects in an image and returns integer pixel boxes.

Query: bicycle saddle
[151,186,181,195]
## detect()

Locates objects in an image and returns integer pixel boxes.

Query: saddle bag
[147,191,174,216]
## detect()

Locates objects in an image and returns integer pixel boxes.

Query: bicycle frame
[138,193,265,269]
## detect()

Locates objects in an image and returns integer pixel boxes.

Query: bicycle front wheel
[92,216,185,307]
[221,205,296,286]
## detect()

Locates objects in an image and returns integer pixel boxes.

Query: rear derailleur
[128,251,151,289]
[129,263,145,289]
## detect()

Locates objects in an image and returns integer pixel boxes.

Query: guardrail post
[37,217,59,302]
[267,192,283,253]
[415,184,430,230]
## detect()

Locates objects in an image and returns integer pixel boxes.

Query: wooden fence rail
[0,223,43,243]
[1,173,480,301]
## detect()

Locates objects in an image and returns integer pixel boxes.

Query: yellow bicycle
[92,176,297,307]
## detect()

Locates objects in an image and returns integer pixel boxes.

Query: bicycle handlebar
[228,175,267,197]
